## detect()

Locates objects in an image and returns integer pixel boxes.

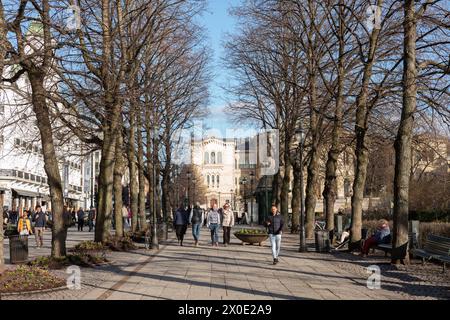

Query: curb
[0,285,68,297]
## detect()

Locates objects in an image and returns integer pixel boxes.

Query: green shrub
[105,235,137,252]
[74,240,106,252]
[235,229,268,235]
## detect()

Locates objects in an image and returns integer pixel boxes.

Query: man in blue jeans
[189,202,204,246]
[264,205,284,265]
[207,203,221,247]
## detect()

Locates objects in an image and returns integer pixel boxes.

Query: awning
[12,189,39,198]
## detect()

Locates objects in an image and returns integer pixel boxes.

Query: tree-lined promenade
[1,0,449,277]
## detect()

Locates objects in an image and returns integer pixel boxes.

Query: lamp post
[151,119,159,250]
[296,127,306,252]
[249,172,254,225]
[240,177,248,224]
[192,177,197,206]
[230,189,234,210]
[186,171,192,208]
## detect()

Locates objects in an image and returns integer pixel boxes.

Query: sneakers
[273,258,279,265]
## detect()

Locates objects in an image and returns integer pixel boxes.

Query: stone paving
[1,226,449,300]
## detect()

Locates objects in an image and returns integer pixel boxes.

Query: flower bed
[234,229,269,245]
[28,253,109,269]
[0,265,66,294]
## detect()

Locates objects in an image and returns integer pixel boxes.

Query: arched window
[217,152,222,164]
[212,175,215,186]
[235,159,237,169]
[207,175,210,186]
[204,152,209,164]
[211,152,216,164]
[217,175,220,187]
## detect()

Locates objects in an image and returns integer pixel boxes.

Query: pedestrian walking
[221,203,234,246]
[174,205,189,246]
[9,209,18,224]
[32,205,47,247]
[127,207,132,227]
[77,207,85,231]
[264,205,284,265]
[17,211,33,236]
[88,207,96,232]
[189,202,204,246]
[207,203,221,247]
[122,205,129,227]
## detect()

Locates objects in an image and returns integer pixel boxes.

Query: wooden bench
[374,232,418,257]
[411,234,450,272]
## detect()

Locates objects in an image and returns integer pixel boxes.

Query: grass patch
[28,253,109,270]
[0,265,66,294]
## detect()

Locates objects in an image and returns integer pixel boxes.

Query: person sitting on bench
[361,219,391,257]
[338,227,351,244]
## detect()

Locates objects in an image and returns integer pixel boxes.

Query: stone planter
[234,233,269,246]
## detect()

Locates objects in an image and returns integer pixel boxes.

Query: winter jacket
[264,213,284,235]
[33,211,47,228]
[17,217,33,234]
[174,208,189,226]
[190,206,204,224]
[221,209,235,227]
[374,227,391,244]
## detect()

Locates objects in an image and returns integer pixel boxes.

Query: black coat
[264,213,284,235]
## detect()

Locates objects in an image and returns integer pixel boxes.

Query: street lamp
[186,171,192,208]
[240,177,248,224]
[296,127,306,252]
[230,189,234,210]
[192,177,197,206]
[249,172,255,225]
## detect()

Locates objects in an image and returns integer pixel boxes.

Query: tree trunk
[29,73,66,256]
[305,60,319,239]
[349,2,383,249]
[280,137,291,228]
[127,105,139,233]
[392,0,417,265]
[137,111,147,231]
[95,124,117,242]
[323,0,345,232]
[291,162,301,233]
[305,150,319,239]
[113,130,124,238]
[0,1,7,273]
[0,193,4,274]
[161,137,172,223]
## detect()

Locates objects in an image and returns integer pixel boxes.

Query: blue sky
[199,0,241,138]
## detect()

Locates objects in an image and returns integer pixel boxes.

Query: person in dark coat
[264,205,285,265]
[77,207,85,231]
[173,205,189,246]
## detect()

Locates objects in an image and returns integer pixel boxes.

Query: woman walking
[207,203,221,247]
[221,203,234,246]
[174,205,189,246]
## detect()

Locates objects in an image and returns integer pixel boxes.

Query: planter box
[234,233,269,246]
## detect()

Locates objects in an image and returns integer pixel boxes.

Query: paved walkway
[2,227,449,300]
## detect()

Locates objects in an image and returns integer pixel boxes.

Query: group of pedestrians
[14,205,48,248]
[172,202,285,265]
[173,202,235,247]
[72,207,96,232]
